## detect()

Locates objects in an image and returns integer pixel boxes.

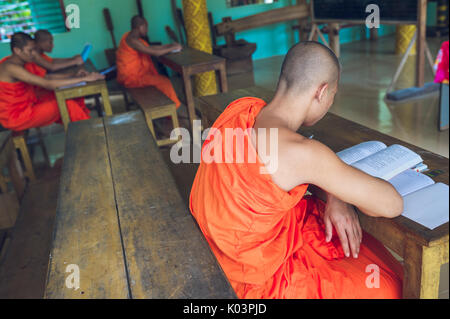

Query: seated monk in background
[26,29,84,79]
[25,29,88,104]
[0,32,103,132]
[190,42,404,299]
[116,15,181,108]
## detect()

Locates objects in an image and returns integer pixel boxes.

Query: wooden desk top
[54,79,106,93]
[197,85,449,247]
[45,111,236,299]
[158,47,225,70]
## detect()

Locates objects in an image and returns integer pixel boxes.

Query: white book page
[388,169,435,196]
[336,141,387,165]
[351,144,423,180]
[402,183,449,230]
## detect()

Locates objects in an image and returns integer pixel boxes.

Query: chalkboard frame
[311,0,420,25]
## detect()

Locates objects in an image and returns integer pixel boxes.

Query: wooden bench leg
[143,112,157,141]
[13,136,36,183]
[36,128,51,167]
[144,107,181,147]
[100,85,113,116]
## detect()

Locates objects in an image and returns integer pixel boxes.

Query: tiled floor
[2,35,448,299]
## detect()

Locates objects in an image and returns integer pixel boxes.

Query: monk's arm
[7,64,103,90]
[296,140,403,218]
[33,53,83,72]
[127,38,181,57]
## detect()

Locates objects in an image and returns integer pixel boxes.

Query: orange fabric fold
[0,56,90,131]
[189,97,403,299]
[116,32,181,108]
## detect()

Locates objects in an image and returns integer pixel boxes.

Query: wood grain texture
[45,118,129,299]
[103,111,236,298]
[158,47,225,71]
[214,4,309,35]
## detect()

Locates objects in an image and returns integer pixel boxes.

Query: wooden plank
[45,118,129,299]
[158,47,225,71]
[215,4,309,35]
[128,87,174,109]
[103,111,236,298]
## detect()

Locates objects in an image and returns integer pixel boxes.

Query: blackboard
[312,0,419,23]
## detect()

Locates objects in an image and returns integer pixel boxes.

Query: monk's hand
[76,69,89,77]
[84,72,105,82]
[172,43,182,52]
[74,55,84,65]
[323,195,362,259]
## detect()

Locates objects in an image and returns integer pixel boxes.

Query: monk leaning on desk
[116,15,181,108]
[0,32,104,132]
[26,29,84,78]
[25,29,87,108]
[190,42,404,299]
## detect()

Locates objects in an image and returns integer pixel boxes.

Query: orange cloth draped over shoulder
[0,56,90,131]
[116,32,181,108]
[189,97,403,299]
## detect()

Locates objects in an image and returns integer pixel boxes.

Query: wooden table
[197,85,449,299]
[158,47,228,132]
[53,60,113,132]
[44,111,235,299]
[54,80,113,132]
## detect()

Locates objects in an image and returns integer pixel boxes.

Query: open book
[337,141,449,230]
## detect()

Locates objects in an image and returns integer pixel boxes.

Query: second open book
[336,141,449,230]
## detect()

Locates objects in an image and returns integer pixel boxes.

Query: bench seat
[127,86,180,147]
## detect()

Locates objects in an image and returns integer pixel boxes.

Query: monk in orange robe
[0,32,104,132]
[24,30,87,103]
[190,42,404,299]
[116,15,181,108]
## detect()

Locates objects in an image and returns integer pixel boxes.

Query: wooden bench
[196,86,449,299]
[0,131,24,230]
[0,126,50,184]
[127,87,180,147]
[44,111,235,298]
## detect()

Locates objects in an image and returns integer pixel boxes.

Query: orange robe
[189,97,403,299]
[0,56,90,132]
[116,32,181,108]
[25,53,52,99]
[24,54,86,110]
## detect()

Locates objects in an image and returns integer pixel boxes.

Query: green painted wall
[0,0,437,69]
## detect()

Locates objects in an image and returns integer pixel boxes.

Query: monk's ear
[315,83,329,102]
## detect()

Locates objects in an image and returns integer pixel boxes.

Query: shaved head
[10,32,33,52]
[131,15,147,29]
[278,41,340,94]
[34,29,52,43]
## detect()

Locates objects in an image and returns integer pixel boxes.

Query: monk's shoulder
[278,130,335,165]
[0,61,18,78]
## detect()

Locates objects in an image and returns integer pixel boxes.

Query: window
[0,0,67,43]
